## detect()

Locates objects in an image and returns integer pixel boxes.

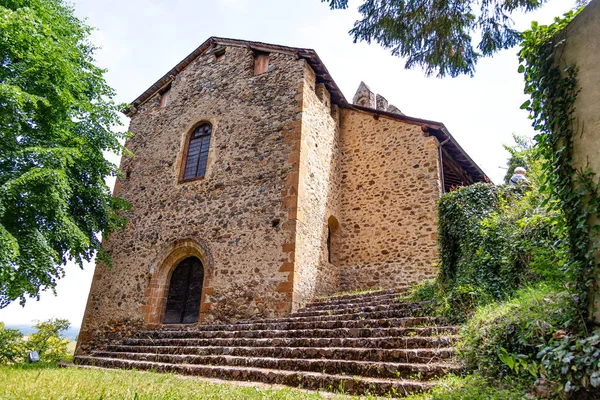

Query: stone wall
[78,46,306,352]
[292,63,342,308]
[337,110,442,291]
[558,0,600,319]
[562,0,600,180]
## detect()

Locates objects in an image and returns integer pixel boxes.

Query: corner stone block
[277,281,294,293]
[283,195,298,208]
[279,262,295,272]
[200,303,212,313]
[285,172,299,187]
[275,302,292,313]
[287,208,298,220]
[282,243,295,252]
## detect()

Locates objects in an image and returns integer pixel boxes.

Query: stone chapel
[77,37,487,352]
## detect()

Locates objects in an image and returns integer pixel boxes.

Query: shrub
[405,135,591,396]
[459,284,600,396]
[408,181,566,322]
[459,285,581,379]
[26,319,71,363]
[0,322,26,364]
[537,329,600,395]
[437,183,503,286]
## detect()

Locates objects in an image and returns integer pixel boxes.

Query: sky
[0,0,577,327]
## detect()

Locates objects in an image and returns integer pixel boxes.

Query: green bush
[405,134,596,396]
[0,319,71,365]
[459,286,581,379]
[437,183,502,286]
[0,322,26,364]
[537,329,600,394]
[26,319,71,363]
[408,181,566,322]
[439,183,564,288]
[459,285,600,396]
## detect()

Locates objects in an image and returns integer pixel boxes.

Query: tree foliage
[0,322,25,364]
[26,318,71,362]
[409,180,566,322]
[0,319,72,364]
[502,134,543,185]
[0,0,129,308]
[324,0,547,77]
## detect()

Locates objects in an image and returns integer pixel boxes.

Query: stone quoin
[76,37,487,354]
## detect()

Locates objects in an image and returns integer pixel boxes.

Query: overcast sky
[0,0,576,327]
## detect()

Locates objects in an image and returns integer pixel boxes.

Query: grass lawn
[0,363,357,400]
[0,363,529,399]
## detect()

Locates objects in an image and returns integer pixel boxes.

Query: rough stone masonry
[77,37,487,354]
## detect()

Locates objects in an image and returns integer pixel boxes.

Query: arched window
[182,123,212,181]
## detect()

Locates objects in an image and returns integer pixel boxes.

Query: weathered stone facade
[337,110,441,290]
[77,37,486,353]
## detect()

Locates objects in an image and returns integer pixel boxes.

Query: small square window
[214,46,226,62]
[159,86,171,108]
[253,52,269,75]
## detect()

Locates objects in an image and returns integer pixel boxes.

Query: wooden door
[163,257,204,324]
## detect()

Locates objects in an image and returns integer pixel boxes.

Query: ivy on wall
[518,8,600,323]
[433,183,564,321]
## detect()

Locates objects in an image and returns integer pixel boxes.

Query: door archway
[163,256,204,324]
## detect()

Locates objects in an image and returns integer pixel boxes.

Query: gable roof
[125,36,347,114]
[126,36,488,183]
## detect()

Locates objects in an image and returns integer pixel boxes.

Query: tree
[26,318,71,362]
[324,0,549,77]
[0,0,129,308]
[502,134,536,185]
[0,319,72,364]
[0,322,26,364]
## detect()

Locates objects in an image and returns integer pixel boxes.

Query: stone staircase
[74,287,462,397]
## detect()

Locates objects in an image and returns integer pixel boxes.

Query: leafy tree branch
[0,0,129,308]
[324,0,548,77]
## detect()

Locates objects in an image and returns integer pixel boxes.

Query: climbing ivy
[518,8,600,323]
[427,182,566,322]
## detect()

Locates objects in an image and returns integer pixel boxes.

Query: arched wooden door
[163,256,204,324]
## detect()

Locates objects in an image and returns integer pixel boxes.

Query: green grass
[0,363,531,400]
[407,374,529,400]
[0,363,359,399]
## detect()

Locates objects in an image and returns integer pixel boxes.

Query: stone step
[299,293,406,312]
[107,344,455,363]
[91,352,461,380]
[154,316,447,333]
[292,301,429,318]
[308,287,410,307]
[139,325,460,340]
[74,356,434,397]
[122,335,459,350]
[250,307,425,324]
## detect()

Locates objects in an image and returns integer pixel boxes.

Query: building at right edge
[555,0,600,320]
